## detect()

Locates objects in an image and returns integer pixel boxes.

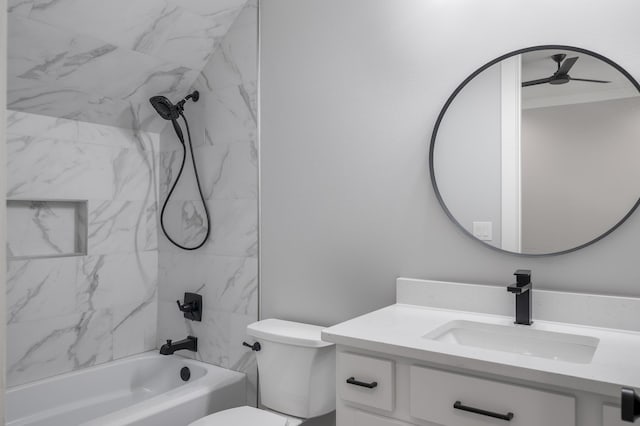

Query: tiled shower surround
[157,1,259,405]
[5,0,257,404]
[6,111,159,386]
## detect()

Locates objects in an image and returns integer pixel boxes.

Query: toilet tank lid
[247,319,334,348]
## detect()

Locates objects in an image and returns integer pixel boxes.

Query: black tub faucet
[159,336,198,355]
[507,269,532,325]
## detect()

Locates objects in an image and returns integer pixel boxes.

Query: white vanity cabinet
[324,279,640,426]
[335,347,626,426]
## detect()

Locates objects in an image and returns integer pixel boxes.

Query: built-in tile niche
[7,200,87,259]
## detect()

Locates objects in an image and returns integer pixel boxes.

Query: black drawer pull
[454,401,514,421]
[622,387,640,422]
[346,377,378,389]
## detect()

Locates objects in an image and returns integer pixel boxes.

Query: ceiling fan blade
[557,56,578,75]
[522,77,553,87]
[569,77,611,84]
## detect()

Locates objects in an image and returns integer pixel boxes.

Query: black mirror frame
[429,45,640,257]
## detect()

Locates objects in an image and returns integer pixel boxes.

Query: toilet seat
[188,406,289,426]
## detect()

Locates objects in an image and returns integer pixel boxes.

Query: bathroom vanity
[322,278,640,426]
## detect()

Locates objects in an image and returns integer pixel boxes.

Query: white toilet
[189,319,336,426]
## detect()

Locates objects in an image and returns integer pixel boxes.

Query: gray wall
[260,0,640,328]
[521,97,640,253]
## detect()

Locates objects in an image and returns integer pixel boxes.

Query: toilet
[189,319,336,426]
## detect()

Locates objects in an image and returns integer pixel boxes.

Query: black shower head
[149,91,200,121]
[149,95,180,121]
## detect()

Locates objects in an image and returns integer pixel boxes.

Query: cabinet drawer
[409,366,575,426]
[354,410,414,426]
[603,405,625,426]
[338,352,394,411]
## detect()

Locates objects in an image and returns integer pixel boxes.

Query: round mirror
[430,45,640,255]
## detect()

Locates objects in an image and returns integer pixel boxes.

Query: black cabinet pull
[346,377,378,389]
[622,387,640,422]
[453,401,514,421]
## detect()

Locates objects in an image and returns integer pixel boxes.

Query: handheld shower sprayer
[149,91,200,143]
[149,90,210,250]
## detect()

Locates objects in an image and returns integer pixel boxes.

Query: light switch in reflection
[472,221,492,241]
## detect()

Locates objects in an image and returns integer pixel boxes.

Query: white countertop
[322,302,640,396]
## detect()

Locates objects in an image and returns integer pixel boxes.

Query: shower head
[149,91,200,121]
[149,95,180,121]
[149,91,199,144]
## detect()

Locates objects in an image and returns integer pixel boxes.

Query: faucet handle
[176,293,203,322]
[165,339,172,346]
[176,300,196,312]
[514,269,531,285]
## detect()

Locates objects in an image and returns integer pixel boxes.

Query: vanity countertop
[322,302,640,396]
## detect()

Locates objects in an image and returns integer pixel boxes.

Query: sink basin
[424,320,599,363]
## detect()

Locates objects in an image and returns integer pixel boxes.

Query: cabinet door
[409,365,576,426]
[603,405,626,426]
[338,352,394,411]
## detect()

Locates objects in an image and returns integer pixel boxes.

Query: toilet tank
[247,319,335,419]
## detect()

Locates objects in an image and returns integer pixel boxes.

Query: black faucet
[159,336,198,355]
[507,269,532,325]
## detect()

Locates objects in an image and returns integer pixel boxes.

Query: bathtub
[6,351,246,426]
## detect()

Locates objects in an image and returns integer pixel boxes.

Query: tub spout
[160,336,198,355]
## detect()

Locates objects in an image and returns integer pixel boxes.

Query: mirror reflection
[431,47,640,255]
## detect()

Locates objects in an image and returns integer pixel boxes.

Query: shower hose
[159,113,211,250]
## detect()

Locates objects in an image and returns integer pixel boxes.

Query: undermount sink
[424,320,600,364]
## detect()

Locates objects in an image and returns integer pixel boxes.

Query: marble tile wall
[6,111,159,387]
[7,200,87,258]
[7,0,248,132]
[157,0,259,406]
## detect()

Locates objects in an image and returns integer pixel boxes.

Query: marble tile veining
[7,257,78,324]
[8,0,33,16]
[168,0,248,18]
[7,309,114,387]
[203,7,257,92]
[159,140,257,201]
[76,252,158,312]
[7,200,86,258]
[159,251,257,316]
[87,199,157,255]
[7,134,115,200]
[201,85,257,146]
[7,110,159,150]
[6,111,160,386]
[112,298,158,360]
[206,198,258,258]
[9,0,249,131]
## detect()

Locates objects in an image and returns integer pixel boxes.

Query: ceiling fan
[521,54,611,87]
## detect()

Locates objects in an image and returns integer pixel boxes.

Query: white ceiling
[7,0,249,132]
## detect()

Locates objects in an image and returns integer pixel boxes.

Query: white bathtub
[6,351,246,426]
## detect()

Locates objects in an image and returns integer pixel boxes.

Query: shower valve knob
[176,292,202,322]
